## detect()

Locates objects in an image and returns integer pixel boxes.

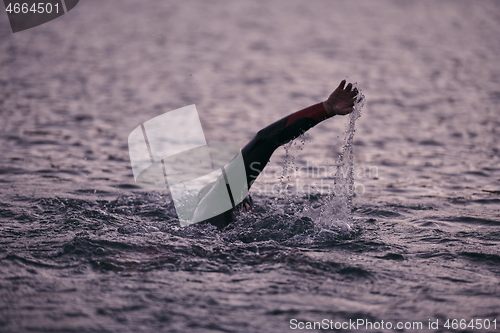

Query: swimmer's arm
[283,79,359,126]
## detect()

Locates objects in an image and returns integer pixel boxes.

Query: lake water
[1,1,499,332]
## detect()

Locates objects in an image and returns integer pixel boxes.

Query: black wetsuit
[206,102,329,229]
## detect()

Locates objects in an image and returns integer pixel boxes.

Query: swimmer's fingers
[344,83,360,98]
[325,80,359,116]
[335,80,358,96]
[337,79,346,90]
[350,83,360,96]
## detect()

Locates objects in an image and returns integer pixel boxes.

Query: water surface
[1,1,499,332]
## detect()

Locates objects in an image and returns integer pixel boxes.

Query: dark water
[1,1,500,332]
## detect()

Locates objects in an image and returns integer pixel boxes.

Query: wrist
[323,100,336,117]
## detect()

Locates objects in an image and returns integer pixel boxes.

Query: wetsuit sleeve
[285,102,329,126]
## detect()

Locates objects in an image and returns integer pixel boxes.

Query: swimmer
[198,80,360,229]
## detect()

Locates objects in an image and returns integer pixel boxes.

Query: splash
[258,84,364,237]
[318,84,365,230]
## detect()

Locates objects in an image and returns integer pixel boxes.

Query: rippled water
[1,1,500,332]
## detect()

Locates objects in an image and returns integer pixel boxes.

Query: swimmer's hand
[323,80,359,116]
